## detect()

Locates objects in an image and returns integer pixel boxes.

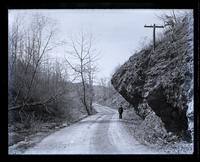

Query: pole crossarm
[144,25,164,28]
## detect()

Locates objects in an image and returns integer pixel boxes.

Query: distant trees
[94,77,115,104]
[97,63,123,103]
[98,77,112,101]
[99,78,107,100]
[64,32,98,115]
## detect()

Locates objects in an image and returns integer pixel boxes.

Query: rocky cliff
[111,13,193,142]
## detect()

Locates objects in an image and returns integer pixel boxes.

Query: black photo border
[0,0,199,161]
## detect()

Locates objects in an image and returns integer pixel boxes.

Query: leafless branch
[9,90,65,111]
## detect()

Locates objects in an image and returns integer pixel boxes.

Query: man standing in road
[118,104,123,119]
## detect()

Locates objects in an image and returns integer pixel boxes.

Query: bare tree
[156,10,185,40]
[64,32,98,115]
[8,16,21,106]
[8,14,66,116]
[9,14,55,105]
[86,54,98,113]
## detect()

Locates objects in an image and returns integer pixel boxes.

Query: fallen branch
[8,91,65,111]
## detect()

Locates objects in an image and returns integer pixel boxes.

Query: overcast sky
[9,9,190,83]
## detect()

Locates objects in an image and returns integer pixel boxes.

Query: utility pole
[144,24,164,51]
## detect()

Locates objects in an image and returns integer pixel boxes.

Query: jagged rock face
[111,13,193,139]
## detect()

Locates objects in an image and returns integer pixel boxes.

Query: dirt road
[24,103,162,154]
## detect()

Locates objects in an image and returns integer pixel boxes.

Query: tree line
[8,14,97,126]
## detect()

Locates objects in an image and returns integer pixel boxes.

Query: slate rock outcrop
[111,13,193,141]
